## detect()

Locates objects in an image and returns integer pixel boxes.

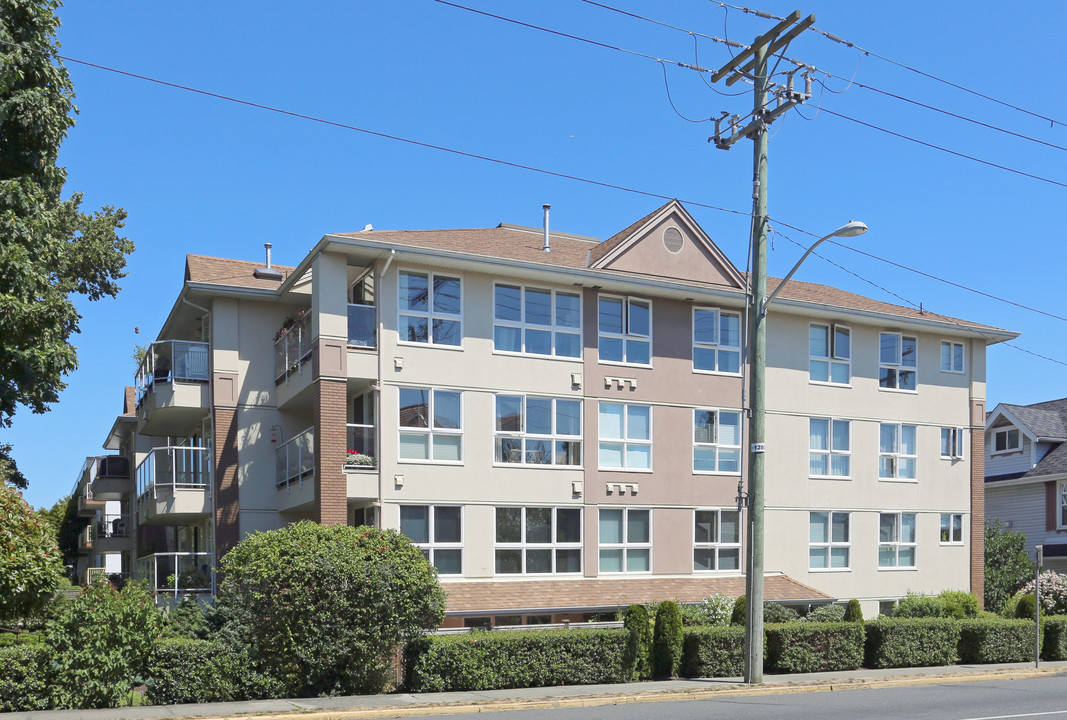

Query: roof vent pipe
[265,243,273,269]
[253,242,284,281]
[542,204,551,252]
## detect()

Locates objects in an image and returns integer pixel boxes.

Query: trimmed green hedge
[681,626,745,678]
[765,622,864,673]
[1041,616,1067,660]
[958,619,1035,664]
[404,629,628,692]
[0,644,52,711]
[865,618,960,668]
[144,639,284,704]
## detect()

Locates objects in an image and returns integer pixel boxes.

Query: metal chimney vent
[254,242,283,280]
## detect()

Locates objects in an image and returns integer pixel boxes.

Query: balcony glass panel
[348,304,376,348]
[346,424,376,467]
[136,446,211,508]
[135,340,210,404]
[137,552,213,593]
[276,427,315,490]
[274,310,312,382]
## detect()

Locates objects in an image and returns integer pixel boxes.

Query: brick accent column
[314,377,348,525]
[214,407,241,560]
[970,400,986,609]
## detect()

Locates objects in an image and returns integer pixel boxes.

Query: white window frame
[397,269,463,348]
[693,408,743,474]
[598,507,652,574]
[1059,482,1067,529]
[398,387,463,464]
[493,395,582,467]
[879,332,918,391]
[692,307,742,376]
[598,402,652,471]
[399,505,464,575]
[879,423,918,481]
[940,340,965,374]
[597,294,652,366]
[493,506,583,575]
[809,511,851,571]
[693,508,742,572]
[940,513,964,545]
[878,512,917,569]
[940,427,966,459]
[809,323,851,385]
[492,282,582,360]
[993,427,1021,453]
[809,417,851,479]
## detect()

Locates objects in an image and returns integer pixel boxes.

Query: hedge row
[0,645,51,712]
[144,639,284,704]
[864,618,960,668]
[958,619,1034,664]
[1042,616,1067,660]
[765,622,864,673]
[682,626,745,678]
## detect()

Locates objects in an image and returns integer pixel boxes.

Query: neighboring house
[71,199,1016,621]
[985,398,1067,572]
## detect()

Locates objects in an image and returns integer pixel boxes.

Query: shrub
[163,595,212,640]
[1000,593,1022,619]
[219,522,445,697]
[682,626,745,678]
[622,605,652,680]
[404,628,627,692]
[801,604,846,623]
[939,591,980,619]
[763,602,799,623]
[682,593,733,627]
[844,599,863,623]
[652,600,684,677]
[864,618,960,668]
[0,484,64,624]
[765,622,864,673]
[893,592,944,618]
[0,644,52,711]
[958,619,1035,664]
[1015,594,1037,620]
[145,639,284,704]
[985,519,1035,613]
[1019,570,1067,615]
[731,594,746,625]
[1042,616,1067,660]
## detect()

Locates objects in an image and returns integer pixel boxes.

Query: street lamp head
[832,220,868,238]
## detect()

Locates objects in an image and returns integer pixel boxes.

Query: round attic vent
[663,227,683,253]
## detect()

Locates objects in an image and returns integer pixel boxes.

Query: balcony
[276,427,315,512]
[93,513,132,553]
[137,552,213,595]
[76,482,105,517]
[135,340,210,436]
[88,455,132,501]
[347,303,376,349]
[274,311,312,383]
[136,446,211,525]
[77,524,93,553]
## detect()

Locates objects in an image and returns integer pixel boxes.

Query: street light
[744,219,868,684]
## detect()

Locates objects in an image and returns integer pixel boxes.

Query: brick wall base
[970,411,986,609]
[315,378,348,525]
[214,406,240,561]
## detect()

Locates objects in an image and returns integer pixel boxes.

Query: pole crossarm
[710,10,801,83]
[725,14,815,86]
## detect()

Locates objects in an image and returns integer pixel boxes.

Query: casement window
[879,332,917,390]
[940,341,965,373]
[398,270,462,346]
[399,505,462,575]
[693,409,742,473]
[493,284,581,358]
[940,427,966,459]
[940,513,964,545]
[878,512,917,568]
[809,511,850,570]
[809,418,851,478]
[993,428,1021,453]
[1060,482,1067,529]
[693,307,742,374]
[598,295,651,365]
[598,402,652,470]
[398,388,462,462]
[879,423,917,480]
[494,395,581,466]
[693,509,741,571]
[494,506,582,574]
[809,323,851,384]
[599,508,651,573]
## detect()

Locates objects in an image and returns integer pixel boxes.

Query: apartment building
[72,200,1014,620]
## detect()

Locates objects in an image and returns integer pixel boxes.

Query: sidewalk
[8,661,1067,720]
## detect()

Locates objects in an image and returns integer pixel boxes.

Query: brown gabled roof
[587,201,671,265]
[186,254,295,290]
[122,386,136,417]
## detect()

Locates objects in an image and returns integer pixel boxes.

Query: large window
[493,284,581,358]
[398,270,462,346]
[993,427,1021,452]
[940,427,965,459]
[809,511,850,570]
[494,507,582,574]
[693,409,742,473]
[940,513,963,545]
[399,388,462,462]
[1060,482,1067,529]
[598,295,651,365]
[940,340,964,373]
[810,323,851,384]
[598,403,652,470]
[599,508,651,573]
[879,423,917,480]
[495,395,581,466]
[879,332,917,390]
[693,509,741,571]
[809,418,851,478]
[400,505,462,575]
[878,512,916,568]
[693,308,741,374]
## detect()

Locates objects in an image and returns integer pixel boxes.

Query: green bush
[802,604,846,623]
[682,626,745,678]
[844,599,863,623]
[0,644,52,711]
[622,605,652,680]
[1041,616,1067,660]
[404,629,627,692]
[652,600,684,677]
[765,622,864,673]
[0,484,65,624]
[730,594,746,625]
[163,595,212,640]
[939,591,980,619]
[893,592,944,618]
[985,519,1035,614]
[145,639,284,704]
[1015,594,1037,620]
[763,602,799,623]
[958,619,1035,664]
[681,593,733,627]
[864,618,960,668]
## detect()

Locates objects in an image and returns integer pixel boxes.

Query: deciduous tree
[0,483,64,624]
[985,517,1035,613]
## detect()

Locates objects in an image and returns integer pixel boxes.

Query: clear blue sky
[10,1,1067,509]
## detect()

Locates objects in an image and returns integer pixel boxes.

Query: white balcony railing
[276,427,314,490]
[135,340,210,405]
[137,552,213,594]
[346,423,376,468]
[347,303,376,349]
[136,446,211,509]
[274,311,312,382]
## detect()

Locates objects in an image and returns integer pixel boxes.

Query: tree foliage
[218,521,445,696]
[0,0,134,487]
[984,518,1035,613]
[651,600,683,678]
[0,483,63,624]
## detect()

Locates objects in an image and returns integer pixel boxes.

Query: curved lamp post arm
[760,220,867,316]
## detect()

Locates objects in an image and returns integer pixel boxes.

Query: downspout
[374,249,395,527]
[181,295,215,594]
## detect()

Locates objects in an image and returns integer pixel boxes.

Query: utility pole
[709,10,814,685]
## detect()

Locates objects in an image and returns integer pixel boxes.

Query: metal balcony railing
[346,423,376,468]
[136,446,211,509]
[94,513,131,540]
[137,552,213,594]
[274,311,312,382]
[347,303,376,349]
[276,427,315,490]
[135,340,210,405]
